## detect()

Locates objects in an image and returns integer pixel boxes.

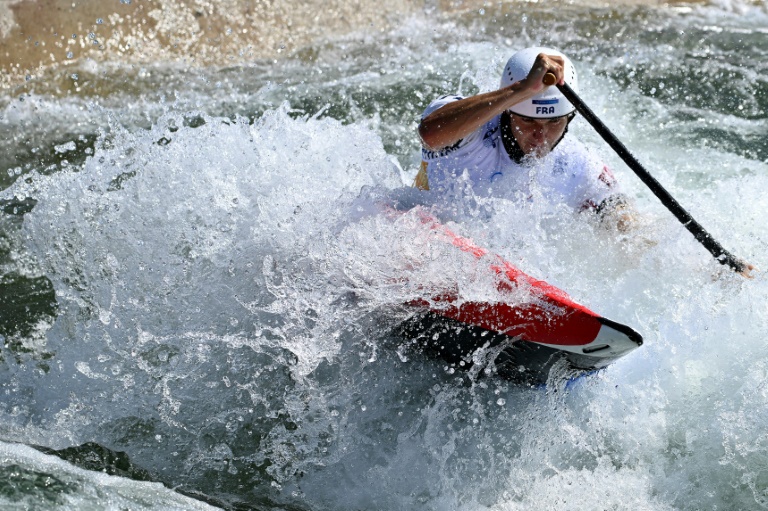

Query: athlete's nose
[530,127,545,141]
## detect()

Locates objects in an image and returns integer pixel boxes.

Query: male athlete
[416,47,632,231]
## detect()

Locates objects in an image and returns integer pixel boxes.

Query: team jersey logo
[482,124,499,149]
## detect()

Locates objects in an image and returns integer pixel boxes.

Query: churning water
[1,0,768,509]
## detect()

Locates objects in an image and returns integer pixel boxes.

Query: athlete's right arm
[418,53,565,151]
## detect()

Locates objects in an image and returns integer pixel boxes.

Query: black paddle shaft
[556,81,746,273]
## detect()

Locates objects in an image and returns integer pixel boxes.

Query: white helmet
[500,46,578,118]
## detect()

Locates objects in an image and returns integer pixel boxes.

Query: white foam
[2,4,768,509]
[0,440,218,510]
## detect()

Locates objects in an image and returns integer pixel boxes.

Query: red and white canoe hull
[396,210,643,383]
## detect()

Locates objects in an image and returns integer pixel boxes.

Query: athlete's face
[509,114,570,157]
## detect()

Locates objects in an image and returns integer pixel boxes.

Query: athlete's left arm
[573,157,634,231]
[595,194,635,233]
[580,158,637,232]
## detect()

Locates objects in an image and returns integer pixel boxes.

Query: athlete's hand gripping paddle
[543,72,751,277]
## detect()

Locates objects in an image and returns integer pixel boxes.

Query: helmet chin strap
[500,111,576,164]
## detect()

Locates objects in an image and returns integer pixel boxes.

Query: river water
[1,0,768,509]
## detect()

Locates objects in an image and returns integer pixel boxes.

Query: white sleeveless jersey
[421,95,620,211]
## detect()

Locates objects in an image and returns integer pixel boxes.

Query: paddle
[542,73,748,274]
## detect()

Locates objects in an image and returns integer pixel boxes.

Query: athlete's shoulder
[421,94,465,119]
[554,136,620,192]
[554,136,590,157]
[552,136,603,172]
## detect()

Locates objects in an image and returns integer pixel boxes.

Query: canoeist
[416,46,633,231]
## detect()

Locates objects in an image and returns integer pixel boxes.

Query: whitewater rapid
[1,1,768,510]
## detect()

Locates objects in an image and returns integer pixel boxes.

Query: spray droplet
[66,51,74,59]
